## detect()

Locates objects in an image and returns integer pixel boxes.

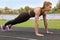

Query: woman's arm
[35,14,39,34]
[43,13,48,32]
[34,8,44,36]
[43,12,53,34]
[34,8,40,34]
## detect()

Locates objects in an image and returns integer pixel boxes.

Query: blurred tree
[0,10,2,14]
[18,6,32,13]
[56,0,60,9]
[24,6,32,12]
[51,0,60,13]
[4,7,10,14]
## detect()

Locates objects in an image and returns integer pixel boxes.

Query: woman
[1,1,53,36]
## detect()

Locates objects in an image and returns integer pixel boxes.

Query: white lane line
[0,35,37,40]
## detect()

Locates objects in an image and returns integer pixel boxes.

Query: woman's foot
[36,33,44,37]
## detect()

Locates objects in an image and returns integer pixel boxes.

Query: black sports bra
[29,8,44,17]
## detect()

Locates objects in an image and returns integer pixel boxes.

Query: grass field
[0,20,60,29]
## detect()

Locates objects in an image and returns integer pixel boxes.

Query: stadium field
[0,20,60,29]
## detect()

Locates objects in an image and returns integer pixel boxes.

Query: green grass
[0,20,60,29]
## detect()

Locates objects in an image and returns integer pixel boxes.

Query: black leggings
[4,12,30,26]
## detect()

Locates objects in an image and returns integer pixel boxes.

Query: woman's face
[45,5,52,11]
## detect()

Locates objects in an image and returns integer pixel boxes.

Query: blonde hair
[43,1,52,8]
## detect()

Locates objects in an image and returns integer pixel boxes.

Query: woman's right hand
[36,33,44,37]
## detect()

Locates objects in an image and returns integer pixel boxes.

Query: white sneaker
[7,25,12,31]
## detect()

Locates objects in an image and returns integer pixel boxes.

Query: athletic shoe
[7,25,12,31]
[1,25,6,32]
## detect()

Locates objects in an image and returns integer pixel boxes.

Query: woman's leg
[1,12,30,31]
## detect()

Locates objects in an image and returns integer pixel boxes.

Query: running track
[0,27,60,40]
